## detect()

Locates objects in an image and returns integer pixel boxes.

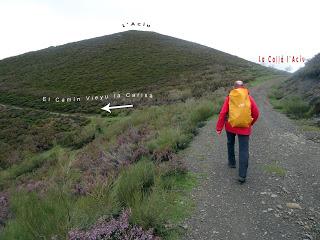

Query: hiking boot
[228,164,236,168]
[238,177,246,184]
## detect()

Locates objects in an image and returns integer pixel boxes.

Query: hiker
[216,80,259,183]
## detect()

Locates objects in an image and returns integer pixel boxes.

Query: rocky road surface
[181,79,320,240]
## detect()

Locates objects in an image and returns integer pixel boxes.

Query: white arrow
[101,103,134,113]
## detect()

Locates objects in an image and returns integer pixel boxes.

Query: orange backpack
[228,88,253,128]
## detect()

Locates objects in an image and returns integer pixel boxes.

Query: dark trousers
[226,131,249,178]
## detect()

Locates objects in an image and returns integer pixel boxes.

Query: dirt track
[182,79,320,240]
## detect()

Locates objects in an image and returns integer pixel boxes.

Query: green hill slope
[0,30,278,113]
[273,53,320,118]
[290,53,320,114]
[0,31,287,239]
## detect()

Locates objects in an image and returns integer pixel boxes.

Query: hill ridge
[0,30,280,113]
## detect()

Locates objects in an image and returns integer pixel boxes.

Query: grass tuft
[113,157,156,207]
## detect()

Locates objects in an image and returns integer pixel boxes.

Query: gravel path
[181,79,320,240]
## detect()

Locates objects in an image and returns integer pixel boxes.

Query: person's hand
[216,130,222,135]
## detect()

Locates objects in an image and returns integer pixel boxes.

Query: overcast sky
[0,0,319,72]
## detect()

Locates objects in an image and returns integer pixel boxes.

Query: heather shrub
[0,148,59,190]
[152,148,175,162]
[0,107,91,170]
[114,126,150,164]
[68,209,159,240]
[73,126,150,181]
[58,130,95,149]
[104,107,165,140]
[0,192,9,230]
[0,142,21,170]
[159,158,188,178]
[73,140,115,175]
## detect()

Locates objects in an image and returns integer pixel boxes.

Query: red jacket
[216,92,259,135]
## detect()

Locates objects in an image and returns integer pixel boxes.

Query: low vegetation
[293,53,320,81]
[0,30,285,239]
[263,162,286,177]
[269,87,315,119]
[0,95,221,239]
[272,53,320,119]
[0,106,93,172]
[1,159,196,240]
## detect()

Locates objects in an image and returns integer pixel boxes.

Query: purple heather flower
[68,209,160,240]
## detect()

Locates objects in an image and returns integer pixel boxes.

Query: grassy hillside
[290,53,320,115]
[269,53,320,121]
[0,30,276,113]
[0,31,285,239]
[0,30,283,178]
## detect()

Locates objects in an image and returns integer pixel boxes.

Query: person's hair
[234,80,244,88]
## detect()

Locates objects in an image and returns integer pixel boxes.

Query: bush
[282,96,311,119]
[270,88,285,100]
